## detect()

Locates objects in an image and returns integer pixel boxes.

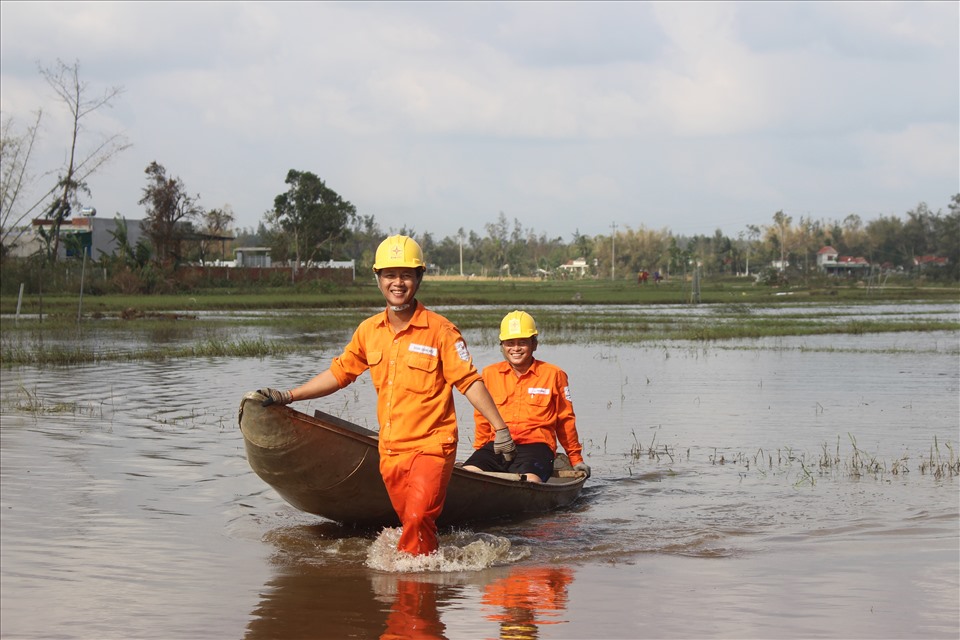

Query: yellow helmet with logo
[372,235,425,271]
[499,310,538,341]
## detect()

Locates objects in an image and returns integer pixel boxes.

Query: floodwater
[1,303,958,639]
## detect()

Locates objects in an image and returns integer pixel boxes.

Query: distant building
[234,247,272,268]
[770,259,790,271]
[817,246,871,276]
[913,255,949,270]
[816,246,839,268]
[8,214,145,259]
[558,257,590,277]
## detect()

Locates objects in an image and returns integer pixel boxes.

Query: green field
[3,275,958,316]
[2,276,957,367]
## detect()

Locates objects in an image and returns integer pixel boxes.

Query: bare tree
[0,110,44,257]
[38,58,131,261]
[201,204,236,261]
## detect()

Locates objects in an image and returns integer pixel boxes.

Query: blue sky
[1,1,957,241]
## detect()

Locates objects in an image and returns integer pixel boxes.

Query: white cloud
[1,1,956,240]
[855,122,960,192]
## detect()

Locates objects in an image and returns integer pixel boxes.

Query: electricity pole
[610,222,617,280]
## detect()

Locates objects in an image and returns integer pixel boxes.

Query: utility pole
[458,231,463,277]
[610,222,617,280]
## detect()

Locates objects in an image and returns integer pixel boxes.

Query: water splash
[365,527,530,572]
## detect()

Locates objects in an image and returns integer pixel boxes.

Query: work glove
[574,462,591,478]
[493,428,516,462]
[258,388,292,407]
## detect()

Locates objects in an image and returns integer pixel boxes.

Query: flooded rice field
[1,303,958,639]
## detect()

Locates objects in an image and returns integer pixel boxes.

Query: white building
[7,213,144,259]
[558,257,590,277]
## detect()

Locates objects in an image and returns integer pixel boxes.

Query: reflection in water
[2,324,958,639]
[377,576,448,640]
[247,522,575,640]
[246,523,385,639]
[481,566,573,639]
[246,561,384,639]
[378,565,573,640]
[247,564,576,640]
[371,574,450,640]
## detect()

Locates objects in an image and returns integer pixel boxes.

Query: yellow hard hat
[372,235,425,271]
[499,310,538,341]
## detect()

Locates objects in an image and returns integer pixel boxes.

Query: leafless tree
[38,58,131,261]
[201,204,236,261]
[0,110,45,257]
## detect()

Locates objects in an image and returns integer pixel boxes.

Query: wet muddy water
[1,304,958,639]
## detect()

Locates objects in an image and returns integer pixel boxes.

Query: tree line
[237,179,958,283]
[2,60,957,288]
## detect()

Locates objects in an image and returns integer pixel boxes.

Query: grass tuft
[617,432,959,483]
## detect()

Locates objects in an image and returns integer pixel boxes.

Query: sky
[1,1,957,242]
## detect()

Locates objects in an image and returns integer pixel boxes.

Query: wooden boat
[238,391,587,528]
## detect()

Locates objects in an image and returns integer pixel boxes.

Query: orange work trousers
[380,448,455,556]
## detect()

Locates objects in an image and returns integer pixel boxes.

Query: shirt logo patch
[563,385,572,401]
[528,387,551,396]
[455,340,471,361]
[409,343,438,357]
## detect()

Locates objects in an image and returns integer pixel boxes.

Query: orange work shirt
[473,359,583,466]
[329,302,481,456]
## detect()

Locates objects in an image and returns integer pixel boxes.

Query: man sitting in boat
[257,235,516,557]
[462,310,591,483]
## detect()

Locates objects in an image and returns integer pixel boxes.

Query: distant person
[462,310,590,483]
[258,235,515,556]
[653,271,662,285]
[638,270,649,284]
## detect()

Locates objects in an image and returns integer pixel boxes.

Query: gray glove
[258,388,292,407]
[493,428,516,462]
[574,462,591,478]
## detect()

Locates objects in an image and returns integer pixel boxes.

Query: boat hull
[238,392,586,527]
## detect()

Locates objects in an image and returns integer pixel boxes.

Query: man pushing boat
[257,235,515,557]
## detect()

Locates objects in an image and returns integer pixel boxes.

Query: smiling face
[500,337,537,373]
[376,267,420,308]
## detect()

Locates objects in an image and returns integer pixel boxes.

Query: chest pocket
[524,391,551,407]
[407,354,438,373]
[367,350,383,366]
[403,353,440,393]
[522,390,553,423]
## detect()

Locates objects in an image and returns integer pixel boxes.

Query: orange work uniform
[329,301,481,555]
[473,359,584,466]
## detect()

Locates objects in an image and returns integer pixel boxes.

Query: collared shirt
[473,358,584,466]
[329,301,481,455]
